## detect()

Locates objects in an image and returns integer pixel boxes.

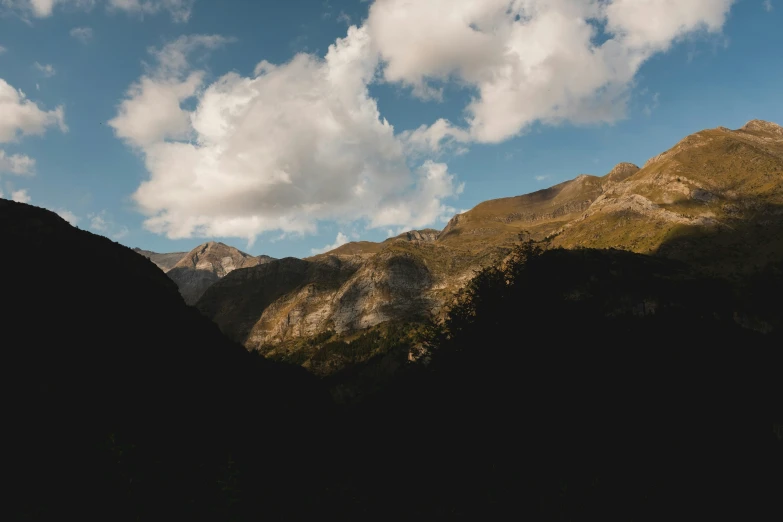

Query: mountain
[353,241,782,520]
[132,241,276,305]
[196,120,783,372]
[1,199,331,521]
[551,119,783,274]
[133,247,188,271]
[166,241,275,304]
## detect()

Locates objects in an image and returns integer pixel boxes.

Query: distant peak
[739,119,783,135]
[603,162,640,183]
[610,162,640,172]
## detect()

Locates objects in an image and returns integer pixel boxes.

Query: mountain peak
[739,119,783,137]
[168,241,274,304]
[603,162,640,184]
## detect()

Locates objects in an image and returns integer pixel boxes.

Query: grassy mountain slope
[553,120,783,274]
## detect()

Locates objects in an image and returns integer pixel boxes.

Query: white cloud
[0,45,7,54]
[56,208,79,225]
[33,62,56,77]
[3,0,192,22]
[0,150,35,174]
[0,78,67,142]
[311,232,350,254]
[70,26,93,43]
[87,209,128,238]
[366,0,736,143]
[643,92,661,116]
[763,0,773,12]
[400,118,470,156]
[11,188,31,203]
[112,28,463,244]
[107,0,195,23]
[535,175,550,182]
[88,210,110,232]
[110,35,229,149]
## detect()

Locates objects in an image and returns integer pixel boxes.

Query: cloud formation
[367,0,735,144]
[3,0,193,22]
[0,150,35,175]
[11,188,31,203]
[112,28,463,244]
[88,209,129,239]
[34,62,56,77]
[311,232,349,255]
[0,78,66,142]
[110,1,737,246]
[70,26,93,43]
[56,208,80,225]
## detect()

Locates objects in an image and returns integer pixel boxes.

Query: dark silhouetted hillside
[1,200,332,521]
[343,237,783,520]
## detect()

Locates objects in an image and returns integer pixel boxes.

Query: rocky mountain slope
[197,120,783,367]
[133,242,275,305]
[551,120,783,274]
[167,241,275,304]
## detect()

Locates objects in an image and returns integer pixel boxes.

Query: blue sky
[0,0,781,258]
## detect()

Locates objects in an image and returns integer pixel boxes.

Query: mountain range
[4,119,782,521]
[135,242,275,304]
[130,119,783,372]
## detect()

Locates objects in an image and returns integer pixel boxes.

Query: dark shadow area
[342,238,783,520]
[4,199,782,521]
[166,266,220,305]
[2,200,335,521]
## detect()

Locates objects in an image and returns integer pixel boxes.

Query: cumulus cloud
[0,150,35,174]
[88,209,128,239]
[3,0,192,22]
[56,208,80,225]
[763,0,773,12]
[112,28,463,244]
[400,118,471,157]
[11,188,31,203]
[367,0,736,144]
[311,232,350,255]
[34,62,56,77]
[70,26,93,43]
[110,35,229,149]
[0,78,67,142]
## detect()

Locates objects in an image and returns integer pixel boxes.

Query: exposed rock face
[198,119,783,366]
[168,242,275,305]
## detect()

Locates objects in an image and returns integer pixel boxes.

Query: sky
[0,0,781,258]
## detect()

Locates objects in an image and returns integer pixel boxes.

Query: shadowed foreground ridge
[1,200,332,521]
[3,200,782,521]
